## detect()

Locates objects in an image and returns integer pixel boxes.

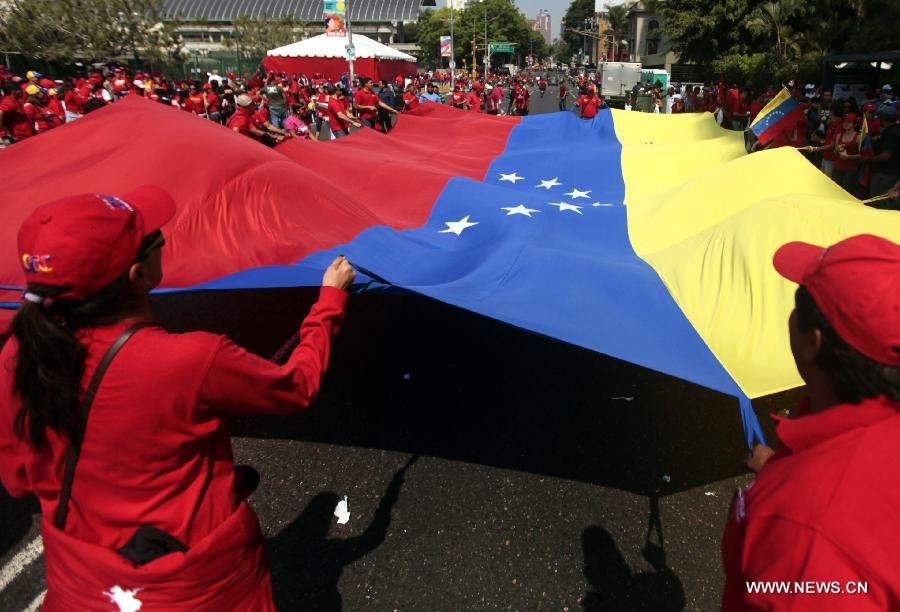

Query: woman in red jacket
[0,186,355,610]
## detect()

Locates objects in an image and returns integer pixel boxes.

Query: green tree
[658,0,900,87]
[550,38,569,63]
[225,14,304,58]
[745,0,804,59]
[604,4,628,61]
[561,0,594,60]
[415,0,542,70]
[0,0,183,65]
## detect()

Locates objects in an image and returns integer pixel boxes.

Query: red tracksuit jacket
[0,286,347,610]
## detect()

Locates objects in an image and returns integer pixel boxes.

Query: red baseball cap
[774,234,900,366]
[18,186,175,302]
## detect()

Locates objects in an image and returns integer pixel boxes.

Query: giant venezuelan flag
[2,97,899,445]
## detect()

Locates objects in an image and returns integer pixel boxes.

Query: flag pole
[861,193,891,205]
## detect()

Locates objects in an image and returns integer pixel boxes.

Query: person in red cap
[574,88,602,120]
[862,102,881,138]
[401,82,420,113]
[0,187,355,610]
[464,85,483,113]
[721,234,900,611]
[449,84,466,109]
[0,82,34,143]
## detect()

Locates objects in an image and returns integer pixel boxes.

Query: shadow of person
[581,495,686,611]
[266,455,418,611]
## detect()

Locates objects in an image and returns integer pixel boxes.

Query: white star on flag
[501,204,541,217]
[535,178,562,189]
[592,202,613,207]
[548,202,583,214]
[499,172,524,184]
[439,215,479,235]
[565,188,591,199]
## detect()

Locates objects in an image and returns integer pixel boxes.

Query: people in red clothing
[326,85,360,138]
[449,84,466,109]
[187,83,207,117]
[575,91,602,119]
[202,82,221,122]
[0,82,34,143]
[353,78,379,129]
[514,84,530,116]
[833,112,863,195]
[465,87,483,112]
[46,88,66,123]
[0,187,356,611]
[22,85,62,133]
[226,94,271,142]
[722,234,900,611]
[402,83,420,113]
[862,103,881,138]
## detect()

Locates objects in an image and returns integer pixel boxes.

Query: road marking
[22,589,46,612]
[0,536,43,592]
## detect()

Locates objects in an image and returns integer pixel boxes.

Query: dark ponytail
[11,273,145,448]
[12,285,86,447]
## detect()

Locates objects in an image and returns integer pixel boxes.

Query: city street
[0,96,798,611]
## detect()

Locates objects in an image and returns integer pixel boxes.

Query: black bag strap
[54,322,151,531]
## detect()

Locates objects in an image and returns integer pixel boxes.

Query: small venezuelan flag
[858,116,873,188]
[748,87,804,146]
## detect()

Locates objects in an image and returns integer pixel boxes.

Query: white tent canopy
[267,33,416,61]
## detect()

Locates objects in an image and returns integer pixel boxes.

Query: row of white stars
[439,201,614,235]
[499,172,591,199]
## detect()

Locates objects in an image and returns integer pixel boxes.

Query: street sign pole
[345,0,355,85]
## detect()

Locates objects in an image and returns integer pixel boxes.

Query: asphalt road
[0,89,799,611]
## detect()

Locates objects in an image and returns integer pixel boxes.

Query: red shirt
[353,89,378,120]
[0,95,34,140]
[226,106,253,135]
[465,90,482,112]
[515,88,529,110]
[205,91,220,114]
[23,101,58,133]
[47,97,66,122]
[722,397,900,611]
[450,91,465,107]
[402,92,419,112]
[327,96,349,132]
[252,106,270,127]
[576,94,601,118]
[188,93,206,113]
[0,288,347,551]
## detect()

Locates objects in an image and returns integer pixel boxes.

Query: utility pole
[345,0,355,84]
[450,3,455,90]
[483,4,489,75]
[472,35,478,79]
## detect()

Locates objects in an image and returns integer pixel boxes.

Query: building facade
[163,0,425,57]
[621,0,700,81]
[534,10,551,46]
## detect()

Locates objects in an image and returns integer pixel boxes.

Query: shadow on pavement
[154,289,801,497]
[581,495,686,611]
[265,455,417,611]
[0,489,38,559]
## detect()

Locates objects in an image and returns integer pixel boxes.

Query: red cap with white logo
[17,186,175,302]
[773,234,900,366]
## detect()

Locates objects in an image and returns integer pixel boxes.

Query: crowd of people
[2,64,898,202]
[1,61,900,611]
